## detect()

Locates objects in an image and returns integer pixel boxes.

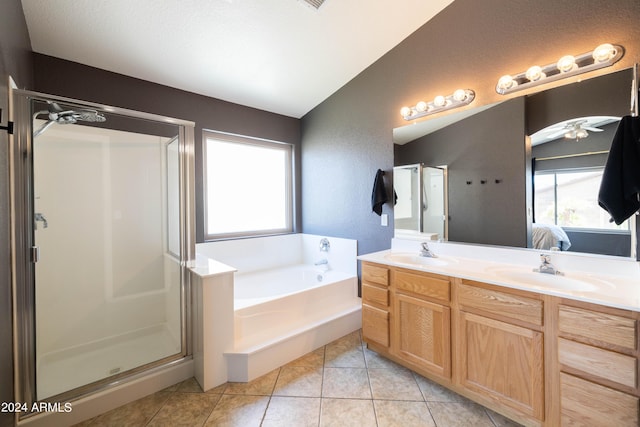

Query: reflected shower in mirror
[393,163,448,241]
[393,67,635,258]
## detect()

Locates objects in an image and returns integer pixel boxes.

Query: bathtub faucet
[314,258,330,271]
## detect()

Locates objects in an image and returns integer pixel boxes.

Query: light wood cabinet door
[560,373,639,426]
[363,304,389,347]
[459,311,544,420]
[394,293,451,378]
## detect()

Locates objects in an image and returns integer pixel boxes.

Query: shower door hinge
[0,109,14,135]
[31,246,40,263]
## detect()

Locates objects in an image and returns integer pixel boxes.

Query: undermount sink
[484,266,614,292]
[384,252,455,267]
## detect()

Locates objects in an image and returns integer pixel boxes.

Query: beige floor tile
[89,390,172,426]
[273,365,323,397]
[322,367,372,399]
[325,333,366,368]
[324,345,366,368]
[286,346,325,368]
[204,394,270,427]
[413,374,467,402]
[176,377,203,393]
[262,396,321,427]
[320,398,377,427]
[374,400,436,427]
[224,369,280,395]
[485,408,524,426]
[363,347,404,370]
[147,392,220,427]
[368,368,423,401]
[427,401,495,427]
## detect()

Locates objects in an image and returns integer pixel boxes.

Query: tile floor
[75,330,522,426]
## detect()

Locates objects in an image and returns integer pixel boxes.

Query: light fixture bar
[400,89,475,121]
[496,43,624,95]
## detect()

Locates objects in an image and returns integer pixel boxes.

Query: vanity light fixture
[496,43,624,95]
[400,89,475,121]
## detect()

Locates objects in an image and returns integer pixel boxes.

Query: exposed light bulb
[525,65,546,82]
[497,75,516,91]
[400,106,411,118]
[557,55,577,73]
[593,43,616,63]
[576,128,589,140]
[453,89,467,102]
[415,101,428,112]
[433,95,446,107]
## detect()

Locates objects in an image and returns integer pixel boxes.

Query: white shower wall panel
[34,123,178,357]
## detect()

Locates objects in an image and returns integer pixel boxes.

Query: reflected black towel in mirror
[371,169,388,216]
[598,115,640,225]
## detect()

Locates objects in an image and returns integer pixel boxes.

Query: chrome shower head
[33,102,107,138]
[48,108,106,124]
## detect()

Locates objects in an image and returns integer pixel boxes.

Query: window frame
[203,130,294,240]
[533,167,631,233]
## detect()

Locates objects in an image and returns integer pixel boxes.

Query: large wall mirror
[393,67,636,258]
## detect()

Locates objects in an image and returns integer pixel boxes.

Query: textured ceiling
[21,0,454,118]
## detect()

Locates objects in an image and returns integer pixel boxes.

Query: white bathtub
[234,265,360,350]
[193,233,361,383]
[234,265,353,309]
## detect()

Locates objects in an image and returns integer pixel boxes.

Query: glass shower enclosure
[10,90,195,411]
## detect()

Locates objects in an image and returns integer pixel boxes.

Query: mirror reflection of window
[534,170,630,231]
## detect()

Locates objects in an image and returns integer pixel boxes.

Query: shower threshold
[37,323,180,400]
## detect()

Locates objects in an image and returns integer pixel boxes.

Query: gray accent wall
[300,0,640,257]
[395,98,528,248]
[0,2,33,425]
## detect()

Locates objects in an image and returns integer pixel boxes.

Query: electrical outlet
[381,213,388,226]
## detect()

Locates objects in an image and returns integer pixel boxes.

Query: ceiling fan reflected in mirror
[530,116,620,145]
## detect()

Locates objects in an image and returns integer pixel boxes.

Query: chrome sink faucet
[536,254,561,275]
[419,242,437,258]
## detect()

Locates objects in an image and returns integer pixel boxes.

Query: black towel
[598,115,640,225]
[371,169,388,216]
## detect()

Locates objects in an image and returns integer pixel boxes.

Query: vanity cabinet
[457,280,545,421]
[361,262,390,347]
[359,259,640,426]
[556,302,639,426]
[391,269,451,379]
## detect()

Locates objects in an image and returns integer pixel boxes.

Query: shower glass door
[21,96,190,401]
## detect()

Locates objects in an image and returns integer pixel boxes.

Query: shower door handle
[31,246,40,263]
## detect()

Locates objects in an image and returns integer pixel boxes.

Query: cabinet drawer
[362,304,389,347]
[559,305,636,351]
[458,282,543,326]
[362,263,389,287]
[394,270,450,303]
[561,373,639,426]
[559,338,637,388]
[362,283,389,307]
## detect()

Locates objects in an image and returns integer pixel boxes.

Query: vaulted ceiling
[21,0,454,118]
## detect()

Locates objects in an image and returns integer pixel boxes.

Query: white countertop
[358,239,640,312]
